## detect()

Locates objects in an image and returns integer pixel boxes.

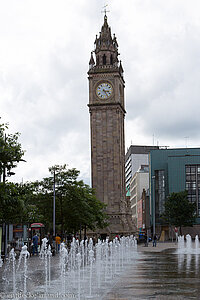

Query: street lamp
[152,175,156,236]
[53,170,56,237]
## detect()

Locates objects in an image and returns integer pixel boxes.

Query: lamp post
[152,175,156,236]
[53,170,56,237]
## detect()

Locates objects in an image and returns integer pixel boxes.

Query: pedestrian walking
[32,233,39,256]
[55,234,61,253]
[153,234,157,247]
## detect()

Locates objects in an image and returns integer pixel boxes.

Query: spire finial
[101,4,110,18]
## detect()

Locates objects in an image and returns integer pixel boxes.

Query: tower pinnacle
[88,13,121,70]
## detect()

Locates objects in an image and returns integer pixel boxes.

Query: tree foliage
[163,191,196,234]
[27,165,108,235]
[0,122,25,182]
[0,121,27,222]
[0,182,25,223]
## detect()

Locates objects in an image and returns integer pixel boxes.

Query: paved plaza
[1,241,199,300]
[137,241,178,252]
[104,241,198,300]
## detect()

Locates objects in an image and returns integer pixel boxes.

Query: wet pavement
[1,242,200,299]
[104,242,199,299]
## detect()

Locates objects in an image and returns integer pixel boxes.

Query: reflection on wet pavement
[1,246,200,299]
[104,249,200,299]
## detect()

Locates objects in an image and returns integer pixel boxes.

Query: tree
[0,182,25,223]
[0,122,25,182]
[30,165,108,236]
[163,191,196,235]
[0,121,26,223]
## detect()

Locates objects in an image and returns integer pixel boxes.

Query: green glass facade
[150,148,200,232]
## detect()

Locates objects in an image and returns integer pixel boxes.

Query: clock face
[96,82,113,99]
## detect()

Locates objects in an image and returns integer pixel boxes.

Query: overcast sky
[1,0,200,184]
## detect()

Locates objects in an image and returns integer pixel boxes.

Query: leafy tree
[163,191,196,235]
[31,165,108,236]
[0,121,28,223]
[0,122,25,182]
[0,182,25,223]
[17,182,44,224]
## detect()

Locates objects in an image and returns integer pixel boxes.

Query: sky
[1,0,200,185]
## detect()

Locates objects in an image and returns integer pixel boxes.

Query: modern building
[130,165,149,230]
[88,13,134,236]
[125,145,159,190]
[150,147,200,238]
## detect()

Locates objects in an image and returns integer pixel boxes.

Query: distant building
[137,189,150,235]
[130,165,149,230]
[150,147,200,238]
[125,145,159,190]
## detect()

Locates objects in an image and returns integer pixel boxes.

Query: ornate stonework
[88,15,135,236]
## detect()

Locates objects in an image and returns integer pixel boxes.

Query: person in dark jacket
[32,234,39,255]
[153,234,157,247]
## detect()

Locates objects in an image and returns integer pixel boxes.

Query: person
[153,234,157,247]
[55,234,61,253]
[144,234,148,247]
[32,233,39,256]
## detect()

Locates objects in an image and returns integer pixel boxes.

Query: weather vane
[101,4,110,16]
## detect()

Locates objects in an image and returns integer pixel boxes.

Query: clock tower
[88,14,134,236]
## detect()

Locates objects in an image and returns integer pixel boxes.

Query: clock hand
[103,89,109,96]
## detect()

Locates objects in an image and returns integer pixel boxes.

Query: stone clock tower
[88,15,134,236]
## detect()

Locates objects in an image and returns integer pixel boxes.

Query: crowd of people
[31,233,62,256]
[143,233,158,247]
[15,231,160,256]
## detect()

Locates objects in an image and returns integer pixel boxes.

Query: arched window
[96,56,99,65]
[103,54,106,65]
[110,55,113,65]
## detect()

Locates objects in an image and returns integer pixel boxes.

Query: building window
[155,170,165,222]
[185,164,200,215]
[103,54,106,65]
[110,54,113,65]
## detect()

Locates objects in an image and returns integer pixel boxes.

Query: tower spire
[89,10,120,69]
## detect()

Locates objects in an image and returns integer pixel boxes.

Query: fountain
[60,242,68,294]
[88,249,94,298]
[17,245,30,299]
[39,237,52,298]
[186,234,192,252]
[1,235,138,299]
[177,234,200,254]
[76,252,81,300]
[195,235,199,251]
[8,248,16,294]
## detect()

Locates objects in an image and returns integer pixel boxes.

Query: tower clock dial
[96,82,113,99]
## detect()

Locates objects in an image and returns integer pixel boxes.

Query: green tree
[31,165,108,236]
[0,122,25,182]
[0,182,25,223]
[163,191,196,235]
[17,182,44,224]
[0,121,26,223]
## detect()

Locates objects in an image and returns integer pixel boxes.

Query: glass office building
[150,148,200,234]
